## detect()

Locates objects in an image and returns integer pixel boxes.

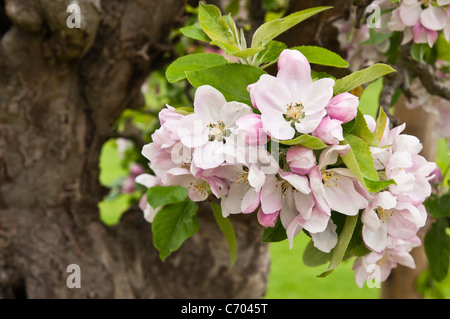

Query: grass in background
[264,233,380,299]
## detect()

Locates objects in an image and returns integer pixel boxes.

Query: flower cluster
[137,49,436,287]
[387,0,450,47]
[353,114,437,286]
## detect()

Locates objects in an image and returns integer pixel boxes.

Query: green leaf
[251,6,332,48]
[180,23,211,42]
[374,107,388,143]
[334,64,396,94]
[261,218,287,243]
[424,219,450,282]
[291,45,349,68]
[146,185,188,209]
[198,2,236,46]
[347,109,379,147]
[303,240,331,267]
[318,215,358,278]
[436,34,450,62]
[341,133,379,184]
[411,42,436,64]
[166,53,229,83]
[211,201,238,267]
[254,40,287,67]
[186,63,266,105]
[277,134,328,149]
[174,106,195,115]
[152,200,200,261]
[424,194,450,219]
[363,178,396,193]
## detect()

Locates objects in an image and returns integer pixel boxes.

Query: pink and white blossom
[248,49,335,140]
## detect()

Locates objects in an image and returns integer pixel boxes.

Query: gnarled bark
[0,0,270,299]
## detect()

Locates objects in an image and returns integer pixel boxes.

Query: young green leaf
[303,240,331,267]
[251,6,332,48]
[146,185,189,209]
[198,2,236,46]
[261,218,287,243]
[166,53,229,83]
[347,109,379,147]
[318,215,358,278]
[341,133,379,185]
[276,134,328,149]
[152,200,200,262]
[374,107,388,143]
[211,201,238,267]
[334,64,396,94]
[186,63,266,105]
[180,23,211,42]
[253,40,287,67]
[291,45,349,68]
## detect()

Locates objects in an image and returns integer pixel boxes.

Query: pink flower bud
[257,208,279,228]
[286,146,316,175]
[326,92,359,123]
[312,116,344,146]
[235,113,269,146]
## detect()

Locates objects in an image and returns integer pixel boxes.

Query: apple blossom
[249,49,335,140]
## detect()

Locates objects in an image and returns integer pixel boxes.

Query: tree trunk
[0,0,269,299]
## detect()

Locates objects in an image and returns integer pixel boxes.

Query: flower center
[207,121,229,142]
[283,102,305,123]
[322,170,339,188]
[421,0,432,7]
[376,207,394,224]
[189,182,208,198]
[236,167,249,185]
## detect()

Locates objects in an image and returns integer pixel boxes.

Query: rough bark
[0,0,270,299]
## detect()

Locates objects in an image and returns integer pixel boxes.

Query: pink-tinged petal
[318,144,350,169]
[399,2,422,27]
[193,85,226,122]
[310,219,338,253]
[363,223,388,253]
[247,83,258,109]
[286,146,316,175]
[241,188,261,214]
[251,74,292,115]
[300,78,335,115]
[220,101,252,128]
[193,140,225,169]
[421,6,447,31]
[297,206,330,233]
[293,191,314,220]
[312,116,344,146]
[222,182,246,216]
[388,211,418,240]
[326,92,359,123]
[135,174,161,189]
[261,112,295,140]
[236,113,269,146]
[364,115,377,133]
[444,21,450,41]
[324,173,368,216]
[277,49,312,95]
[279,171,311,194]
[286,218,303,249]
[362,207,382,232]
[261,175,283,215]
[386,152,413,172]
[280,191,299,229]
[309,167,331,214]
[178,114,208,148]
[402,26,413,44]
[257,208,279,228]
[392,134,423,154]
[373,191,397,210]
[294,110,327,134]
[248,164,266,191]
[159,105,184,125]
